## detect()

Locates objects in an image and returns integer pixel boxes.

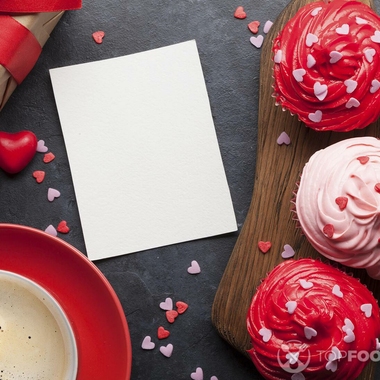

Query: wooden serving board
[212,0,380,379]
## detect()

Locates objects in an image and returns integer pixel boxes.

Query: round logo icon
[277,340,311,374]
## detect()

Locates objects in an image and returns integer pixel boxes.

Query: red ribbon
[0,0,82,13]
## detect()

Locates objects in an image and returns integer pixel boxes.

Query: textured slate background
[1,0,379,379]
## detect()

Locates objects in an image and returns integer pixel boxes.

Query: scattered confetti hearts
[308,110,322,123]
[258,241,271,253]
[344,79,358,94]
[141,336,155,350]
[292,68,306,82]
[299,279,313,289]
[191,367,203,380]
[281,244,295,259]
[365,48,376,63]
[277,131,290,145]
[361,303,373,318]
[157,326,170,340]
[166,310,179,323]
[304,326,317,340]
[187,260,201,274]
[336,23,349,35]
[43,152,55,163]
[306,33,318,47]
[329,51,342,64]
[335,196,348,210]
[160,297,173,311]
[159,343,173,358]
[259,327,272,342]
[32,170,45,183]
[57,220,70,234]
[36,139,48,153]
[314,81,328,101]
[250,35,264,48]
[285,300,297,314]
[0,131,37,174]
[48,188,61,202]
[263,20,273,34]
[44,224,57,237]
[346,97,360,108]
[248,20,260,34]
[234,6,246,19]
[92,30,105,44]
[323,224,334,238]
[332,284,343,298]
[176,301,188,314]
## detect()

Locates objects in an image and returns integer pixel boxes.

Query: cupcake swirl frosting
[296,137,380,278]
[247,259,380,380]
[273,0,380,131]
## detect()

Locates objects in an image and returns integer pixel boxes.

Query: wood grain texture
[212,0,379,379]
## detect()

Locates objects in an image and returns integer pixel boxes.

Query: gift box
[0,0,82,110]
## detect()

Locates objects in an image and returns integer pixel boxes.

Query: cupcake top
[247,259,380,380]
[295,136,380,279]
[273,0,380,131]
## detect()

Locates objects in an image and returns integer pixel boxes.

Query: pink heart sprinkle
[371,79,380,93]
[364,48,376,63]
[159,297,173,311]
[210,377,219,380]
[308,110,322,123]
[292,374,306,380]
[259,327,272,342]
[304,326,317,340]
[141,336,155,350]
[274,50,282,64]
[190,367,203,380]
[292,68,306,82]
[36,139,48,153]
[310,6,322,16]
[281,244,295,258]
[159,343,173,357]
[336,23,349,35]
[329,51,342,64]
[328,346,342,362]
[371,30,380,43]
[342,318,354,332]
[277,131,290,145]
[360,303,372,318]
[299,279,313,289]
[285,300,297,314]
[307,54,316,68]
[332,284,343,298]
[44,224,57,237]
[250,35,264,48]
[306,33,318,47]
[326,360,338,372]
[314,81,328,101]
[188,260,201,274]
[343,328,355,343]
[47,188,61,202]
[344,79,357,94]
[263,20,273,34]
[346,97,360,109]
[356,16,368,25]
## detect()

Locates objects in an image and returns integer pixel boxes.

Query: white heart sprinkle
[286,351,299,365]
[329,51,342,64]
[281,244,295,258]
[314,81,328,100]
[293,68,306,82]
[326,360,338,372]
[304,326,317,340]
[291,374,306,380]
[365,48,376,63]
[344,79,357,94]
[342,318,355,332]
[159,297,173,311]
[370,79,380,93]
[311,7,322,16]
[259,327,272,342]
[371,30,380,43]
[306,33,318,47]
[44,224,57,237]
[336,24,349,35]
[307,54,316,68]
[356,16,368,25]
[344,328,355,343]
[308,110,322,123]
[263,20,273,34]
[187,260,201,274]
[190,367,203,380]
[141,336,155,350]
[250,35,264,48]
[332,284,343,298]
[285,300,297,314]
[361,303,373,318]
[299,279,313,289]
[328,346,342,362]
[346,97,360,108]
[274,50,282,63]
[210,377,218,380]
[47,188,61,202]
[37,139,48,153]
[159,343,173,357]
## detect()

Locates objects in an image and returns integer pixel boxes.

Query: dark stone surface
[1,1,379,379]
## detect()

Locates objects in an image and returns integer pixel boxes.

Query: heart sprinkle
[258,241,271,253]
[157,326,170,340]
[304,326,317,340]
[299,279,313,289]
[263,20,273,34]
[346,97,360,108]
[234,6,246,19]
[57,220,70,233]
[370,30,380,43]
[141,336,155,350]
[307,54,316,68]
[248,21,260,34]
[343,328,355,343]
[274,50,282,64]
[291,374,306,380]
[281,244,295,259]
[306,33,318,47]
[332,284,343,298]
[43,152,55,163]
[364,48,376,63]
[159,297,173,311]
[259,327,272,342]
[344,79,358,94]
[356,16,368,25]
[92,31,105,44]
[32,170,45,183]
[190,367,203,380]
[176,301,188,314]
[343,318,355,332]
[335,196,348,210]
[187,260,201,274]
[36,139,48,153]
[311,7,322,16]
[323,224,334,238]
[47,188,61,202]
[329,51,342,64]
[375,183,380,193]
[210,377,218,380]
[292,68,306,82]
[286,351,299,365]
[361,303,373,318]
[370,79,380,93]
[166,310,179,323]
[308,110,322,123]
[277,131,290,145]
[314,81,328,101]
[336,23,349,35]
[285,300,297,314]
[44,225,57,237]
[357,156,369,165]
[250,35,264,49]
[159,343,173,357]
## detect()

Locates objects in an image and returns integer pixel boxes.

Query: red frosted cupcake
[273,0,380,131]
[247,259,380,379]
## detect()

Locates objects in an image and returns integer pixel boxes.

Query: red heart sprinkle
[32,170,45,183]
[335,196,348,210]
[157,326,170,340]
[92,31,105,44]
[43,152,55,163]
[166,310,178,323]
[57,220,70,234]
[0,131,37,174]
[323,224,334,238]
[357,156,369,164]
[258,241,271,253]
[176,301,188,315]
[234,6,246,19]
[375,183,380,193]
[248,20,260,34]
